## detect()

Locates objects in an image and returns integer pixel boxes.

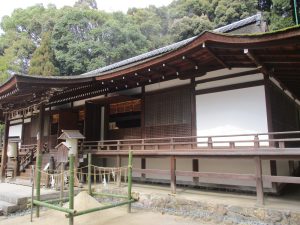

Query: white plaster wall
[197,158,272,188]
[9,124,22,139]
[145,158,170,180]
[121,157,142,177]
[176,158,193,182]
[196,86,268,146]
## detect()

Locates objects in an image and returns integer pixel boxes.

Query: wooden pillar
[141,158,146,180]
[141,86,146,180]
[254,156,264,205]
[264,78,277,192]
[1,115,9,182]
[116,155,121,167]
[289,161,295,176]
[190,78,199,184]
[170,156,176,194]
[192,159,199,184]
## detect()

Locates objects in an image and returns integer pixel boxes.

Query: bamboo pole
[127,151,133,213]
[35,154,42,217]
[88,153,92,195]
[33,200,75,214]
[66,199,135,218]
[69,154,75,225]
[92,192,128,199]
[30,165,34,222]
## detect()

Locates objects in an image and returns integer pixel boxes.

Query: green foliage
[29,32,59,76]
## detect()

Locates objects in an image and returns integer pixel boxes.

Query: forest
[0,0,298,82]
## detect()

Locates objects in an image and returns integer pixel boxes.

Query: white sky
[0,0,174,20]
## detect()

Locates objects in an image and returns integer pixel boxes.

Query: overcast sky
[0,0,174,20]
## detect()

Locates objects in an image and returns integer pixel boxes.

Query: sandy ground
[0,192,213,225]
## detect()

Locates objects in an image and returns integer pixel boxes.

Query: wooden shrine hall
[1,15,300,204]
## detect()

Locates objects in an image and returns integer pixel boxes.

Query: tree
[213,0,257,27]
[259,0,296,30]
[170,15,213,41]
[28,32,59,76]
[74,0,98,9]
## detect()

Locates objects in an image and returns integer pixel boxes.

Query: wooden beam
[203,44,231,69]
[254,156,264,205]
[176,171,256,181]
[244,49,298,101]
[170,156,176,194]
[195,68,261,85]
[182,55,200,70]
[195,80,264,95]
[0,116,9,181]
[263,175,300,184]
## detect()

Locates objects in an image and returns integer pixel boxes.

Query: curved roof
[1,14,300,111]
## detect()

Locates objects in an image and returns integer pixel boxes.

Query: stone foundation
[98,189,300,225]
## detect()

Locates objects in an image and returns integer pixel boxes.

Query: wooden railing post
[170,138,174,150]
[208,137,213,149]
[117,140,120,151]
[254,156,264,205]
[278,141,285,149]
[170,156,176,194]
[254,135,260,149]
[141,139,144,150]
[229,141,235,149]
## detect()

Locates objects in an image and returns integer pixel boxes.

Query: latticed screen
[145,86,191,138]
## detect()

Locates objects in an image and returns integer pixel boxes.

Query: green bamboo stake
[33,200,75,214]
[92,192,128,199]
[127,150,133,213]
[35,154,42,217]
[69,154,75,225]
[88,153,92,195]
[66,199,135,218]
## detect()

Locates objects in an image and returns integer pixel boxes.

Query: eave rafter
[244,48,298,100]
[202,42,231,69]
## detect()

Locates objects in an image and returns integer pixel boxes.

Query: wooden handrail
[82,130,300,144]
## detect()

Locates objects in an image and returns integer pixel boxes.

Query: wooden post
[170,156,176,194]
[1,115,9,182]
[254,135,260,149]
[127,151,133,213]
[116,155,121,186]
[192,159,199,184]
[254,156,264,205]
[141,158,146,180]
[289,161,295,176]
[88,153,92,195]
[60,163,64,206]
[208,137,213,149]
[30,165,34,222]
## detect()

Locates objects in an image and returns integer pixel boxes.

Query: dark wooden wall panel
[269,83,299,132]
[145,86,192,138]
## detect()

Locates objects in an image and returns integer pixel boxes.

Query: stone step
[0,200,19,215]
[0,192,28,206]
